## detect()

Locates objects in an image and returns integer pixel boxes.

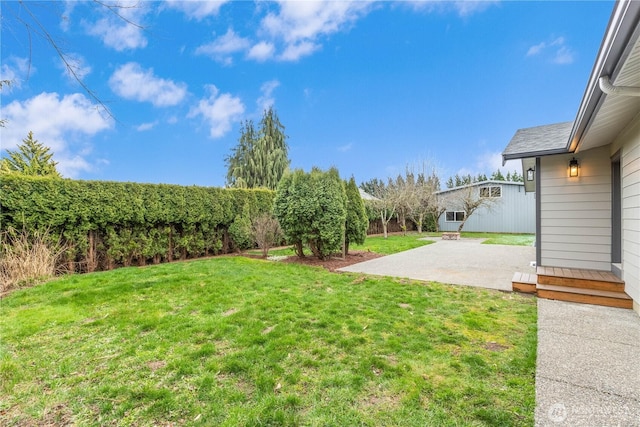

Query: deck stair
[512,267,632,309]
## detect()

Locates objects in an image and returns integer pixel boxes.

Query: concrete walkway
[536,299,640,426]
[339,237,536,291]
[338,238,640,426]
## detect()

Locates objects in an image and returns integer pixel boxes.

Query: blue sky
[1,1,614,186]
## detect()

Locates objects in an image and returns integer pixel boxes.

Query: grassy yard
[1,256,536,426]
[423,232,535,247]
[248,233,434,257]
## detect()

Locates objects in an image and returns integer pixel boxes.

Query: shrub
[228,204,253,251]
[0,175,275,272]
[344,177,368,253]
[274,167,346,260]
[251,213,282,258]
[0,227,66,292]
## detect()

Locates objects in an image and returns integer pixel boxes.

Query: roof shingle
[502,121,573,162]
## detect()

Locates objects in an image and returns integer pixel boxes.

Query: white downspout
[599,75,640,96]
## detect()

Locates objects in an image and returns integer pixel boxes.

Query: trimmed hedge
[0,175,274,272]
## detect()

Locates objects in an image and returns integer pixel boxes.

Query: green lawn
[1,257,536,426]
[249,233,434,257]
[350,233,434,254]
[424,232,535,247]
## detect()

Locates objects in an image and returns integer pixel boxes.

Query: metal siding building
[437,181,535,233]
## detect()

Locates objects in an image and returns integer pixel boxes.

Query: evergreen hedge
[0,175,274,272]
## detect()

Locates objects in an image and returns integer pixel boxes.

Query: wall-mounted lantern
[569,158,579,177]
[526,167,535,181]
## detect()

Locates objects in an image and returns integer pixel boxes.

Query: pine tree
[491,169,505,181]
[446,176,454,188]
[225,108,289,190]
[225,120,256,188]
[344,176,368,254]
[0,131,61,177]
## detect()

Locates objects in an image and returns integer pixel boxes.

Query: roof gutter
[502,147,570,164]
[598,75,640,96]
[567,0,640,153]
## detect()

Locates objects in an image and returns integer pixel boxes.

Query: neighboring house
[436,180,535,233]
[502,0,640,313]
[358,188,378,201]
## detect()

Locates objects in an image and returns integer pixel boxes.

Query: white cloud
[188,85,245,139]
[526,42,546,57]
[553,46,574,65]
[338,142,353,152]
[60,1,76,32]
[87,2,148,51]
[164,0,230,20]
[260,1,374,61]
[248,41,276,62]
[279,41,319,61]
[459,151,521,179]
[195,28,251,65]
[136,121,158,131]
[1,92,113,177]
[60,53,92,82]
[526,36,574,65]
[402,0,497,17]
[0,56,31,90]
[109,62,187,107]
[257,80,280,112]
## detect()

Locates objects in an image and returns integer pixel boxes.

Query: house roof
[502,0,640,161]
[569,0,640,153]
[502,122,573,163]
[435,180,523,195]
[358,188,379,201]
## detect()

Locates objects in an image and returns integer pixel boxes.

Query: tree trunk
[342,226,347,259]
[87,231,97,273]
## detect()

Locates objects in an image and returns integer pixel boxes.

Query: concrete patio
[339,237,536,291]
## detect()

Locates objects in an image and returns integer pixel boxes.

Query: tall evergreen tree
[344,176,368,254]
[225,108,289,190]
[225,120,256,188]
[0,131,61,177]
[274,167,346,260]
[491,169,505,181]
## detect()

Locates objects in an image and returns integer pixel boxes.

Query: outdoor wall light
[526,167,535,181]
[569,157,579,177]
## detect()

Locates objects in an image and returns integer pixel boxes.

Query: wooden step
[512,272,537,293]
[536,266,625,293]
[536,284,633,309]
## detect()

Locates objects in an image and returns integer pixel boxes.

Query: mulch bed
[277,250,383,272]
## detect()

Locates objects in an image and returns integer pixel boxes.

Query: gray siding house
[503,0,640,314]
[436,181,535,233]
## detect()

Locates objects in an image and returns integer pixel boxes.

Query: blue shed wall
[438,183,535,233]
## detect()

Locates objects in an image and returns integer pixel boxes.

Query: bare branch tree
[403,162,441,234]
[251,213,282,258]
[2,1,146,120]
[368,178,400,239]
[445,185,500,232]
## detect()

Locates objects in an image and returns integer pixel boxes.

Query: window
[479,185,502,198]
[445,211,465,222]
